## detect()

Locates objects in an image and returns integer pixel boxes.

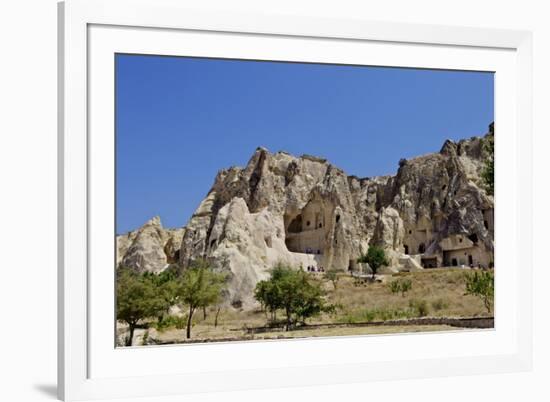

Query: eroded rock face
[117,125,495,306]
[118,216,185,273]
[178,147,370,278]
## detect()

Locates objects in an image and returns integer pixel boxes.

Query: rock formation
[117,216,185,273]
[117,124,495,307]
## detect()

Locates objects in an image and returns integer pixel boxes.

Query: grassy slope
[135,268,492,345]
[332,269,491,322]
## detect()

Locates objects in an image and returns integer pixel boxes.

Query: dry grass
[330,269,491,322]
[119,268,492,346]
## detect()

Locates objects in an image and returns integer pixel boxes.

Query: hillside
[117,124,495,308]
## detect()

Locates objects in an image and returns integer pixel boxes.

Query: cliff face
[117,125,494,307]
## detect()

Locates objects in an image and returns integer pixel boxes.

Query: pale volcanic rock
[119,217,185,273]
[116,230,137,266]
[372,207,406,266]
[118,124,495,306]
[206,197,328,307]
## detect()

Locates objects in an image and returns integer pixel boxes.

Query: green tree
[254,279,280,322]
[142,268,179,326]
[357,246,390,279]
[116,267,166,346]
[324,269,340,290]
[254,264,335,330]
[177,259,226,339]
[464,271,494,313]
[481,133,494,195]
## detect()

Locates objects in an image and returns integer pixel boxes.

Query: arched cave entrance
[287,214,303,233]
[284,205,327,255]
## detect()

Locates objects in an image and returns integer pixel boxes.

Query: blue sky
[116,54,493,233]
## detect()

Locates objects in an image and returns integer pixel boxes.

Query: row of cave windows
[305,214,341,229]
[289,214,341,233]
[404,233,480,255]
[405,220,489,237]
[367,185,459,209]
[403,244,424,255]
[405,215,489,244]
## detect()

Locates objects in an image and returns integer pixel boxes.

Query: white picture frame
[58,0,533,400]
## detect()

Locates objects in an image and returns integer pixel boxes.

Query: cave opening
[287,214,303,233]
[284,204,328,254]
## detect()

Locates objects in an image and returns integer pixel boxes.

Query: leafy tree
[142,268,179,325]
[357,246,390,279]
[464,270,494,313]
[254,279,279,321]
[254,264,335,330]
[481,133,494,195]
[324,269,340,290]
[116,267,166,346]
[176,259,227,339]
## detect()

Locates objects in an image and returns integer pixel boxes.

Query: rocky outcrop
[117,124,495,307]
[118,217,185,273]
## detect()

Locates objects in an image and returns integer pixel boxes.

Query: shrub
[400,279,412,296]
[153,315,187,331]
[464,271,494,313]
[409,299,430,317]
[324,269,340,290]
[388,279,412,297]
[388,280,401,294]
[388,278,412,297]
[431,298,450,311]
